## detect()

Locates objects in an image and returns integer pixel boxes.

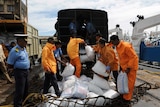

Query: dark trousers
[112,71,119,91]
[43,72,60,96]
[56,63,63,81]
[14,69,29,107]
[112,71,119,86]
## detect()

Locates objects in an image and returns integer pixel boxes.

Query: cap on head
[14,34,28,42]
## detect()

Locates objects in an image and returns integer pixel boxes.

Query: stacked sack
[38,74,119,107]
[38,56,120,107]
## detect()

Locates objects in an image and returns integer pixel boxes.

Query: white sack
[52,98,68,107]
[85,92,107,106]
[62,79,76,90]
[68,99,85,107]
[103,89,119,99]
[79,75,92,82]
[65,75,77,81]
[92,74,110,90]
[61,86,74,98]
[48,86,55,94]
[37,102,56,107]
[85,45,95,60]
[72,80,89,99]
[117,71,129,94]
[92,60,109,77]
[61,63,75,77]
[80,55,91,63]
[88,81,104,95]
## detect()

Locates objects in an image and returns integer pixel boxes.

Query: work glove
[106,66,110,71]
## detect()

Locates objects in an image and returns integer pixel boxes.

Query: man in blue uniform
[54,39,68,81]
[7,34,30,107]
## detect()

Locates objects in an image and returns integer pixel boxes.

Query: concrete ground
[0,64,43,106]
[0,67,160,107]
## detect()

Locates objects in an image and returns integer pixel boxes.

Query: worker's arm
[55,57,67,66]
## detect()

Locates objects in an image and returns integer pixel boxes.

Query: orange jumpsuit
[92,37,102,53]
[41,42,57,74]
[67,37,85,78]
[99,44,118,72]
[116,41,138,100]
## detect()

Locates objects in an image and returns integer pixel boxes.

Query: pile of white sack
[38,60,119,107]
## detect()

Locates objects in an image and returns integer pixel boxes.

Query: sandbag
[85,92,107,106]
[103,89,119,99]
[88,81,104,95]
[80,55,91,63]
[117,71,129,94]
[85,45,95,60]
[91,74,110,90]
[61,86,74,98]
[62,79,76,90]
[61,63,75,77]
[72,80,89,99]
[92,60,109,77]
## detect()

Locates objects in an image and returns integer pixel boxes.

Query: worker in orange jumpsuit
[41,37,61,96]
[92,33,103,61]
[92,33,102,53]
[106,42,119,86]
[67,33,85,78]
[110,35,138,105]
[98,38,118,81]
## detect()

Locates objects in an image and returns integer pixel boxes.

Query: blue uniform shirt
[7,45,30,69]
[54,48,63,58]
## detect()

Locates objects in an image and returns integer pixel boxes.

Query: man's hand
[125,68,131,74]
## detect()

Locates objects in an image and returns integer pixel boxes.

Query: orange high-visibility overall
[99,44,118,71]
[42,43,57,74]
[67,37,84,78]
[116,41,138,100]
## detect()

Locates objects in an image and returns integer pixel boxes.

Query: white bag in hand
[117,71,129,94]
[85,45,95,61]
[61,63,75,77]
[80,55,90,63]
[92,60,109,77]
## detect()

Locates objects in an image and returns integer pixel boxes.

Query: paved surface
[0,64,43,106]
[0,67,160,106]
[0,78,14,105]
[133,70,160,107]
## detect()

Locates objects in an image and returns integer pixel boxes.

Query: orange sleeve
[41,48,50,71]
[77,38,84,43]
[107,49,115,66]
[125,46,138,70]
[99,47,114,66]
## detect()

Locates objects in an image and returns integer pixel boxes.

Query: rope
[22,93,48,107]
